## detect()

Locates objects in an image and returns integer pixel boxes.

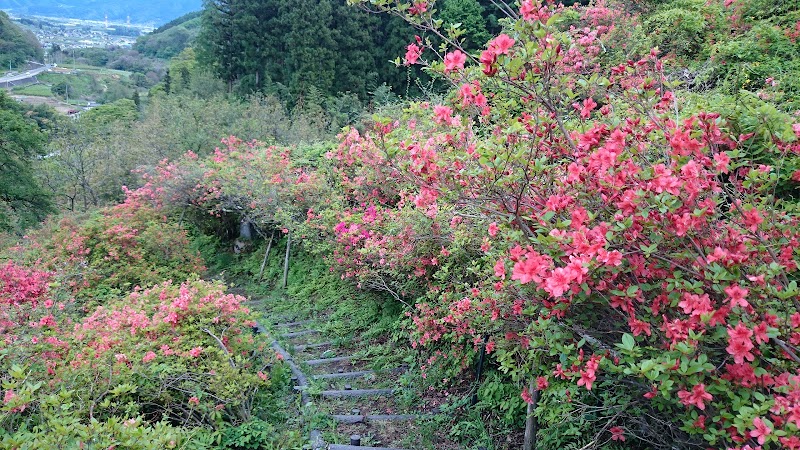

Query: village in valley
[2,12,160,115]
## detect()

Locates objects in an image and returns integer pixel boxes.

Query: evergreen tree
[180,66,191,89]
[197,0,242,91]
[330,3,381,99]
[235,0,282,93]
[279,0,336,97]
[196,0,424,99]
[439,0,491,51]
[163,68,172,94]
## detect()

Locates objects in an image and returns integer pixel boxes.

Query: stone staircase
[263,316,442,450]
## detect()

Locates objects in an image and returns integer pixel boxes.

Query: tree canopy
[0,92,53,231]
[0,11,43,69]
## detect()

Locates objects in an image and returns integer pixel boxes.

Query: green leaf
[620,333,635,351]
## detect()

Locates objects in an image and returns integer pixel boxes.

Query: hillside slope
[133,11,201,59]
[0,11,42,69]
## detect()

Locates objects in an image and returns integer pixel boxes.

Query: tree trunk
[258,230,275,282]
[523,380,539,450]
[282,232,291,289]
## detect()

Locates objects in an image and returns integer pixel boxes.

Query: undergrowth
[205,235,527,449]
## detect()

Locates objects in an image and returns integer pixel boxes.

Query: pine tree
[330,3,381,99]
[195,0,425,99]
[180,66,191,89]
[439,0,491,51]
[163,68,172,94]
[197,0,242,91]
[279,0,336,97]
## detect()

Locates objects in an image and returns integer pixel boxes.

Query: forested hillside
[0,11,43,69]
[196,0,506,99]
[134,11,202,59]
[0,92,56,231]
[3,0,800,449]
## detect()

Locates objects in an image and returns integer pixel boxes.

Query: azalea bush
[107,0,800,447]
[312,0,800,448]
[127,137,330,245]
[5,199,205,302]
[1,267,285,447]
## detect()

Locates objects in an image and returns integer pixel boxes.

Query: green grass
[38,72,96,97]
[34,68,135,103]
[11,84,52,96]
[58,63,133,78]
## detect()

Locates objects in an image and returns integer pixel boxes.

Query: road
[0,65,53,84]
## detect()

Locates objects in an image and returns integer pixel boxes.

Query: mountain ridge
[0,0,202,25]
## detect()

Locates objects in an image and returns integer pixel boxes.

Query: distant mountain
[0,0,202,25]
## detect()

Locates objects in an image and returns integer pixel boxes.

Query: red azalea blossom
[489,34,515,55]
[724,284,749,308]
[677,383,713,410]
[488,222,499,237]
[408,1,427,15]
[536,376,549,390]
[493,259,506,279]
[433,105,453,124]
[750,417,771,445]
[726,323,755,364]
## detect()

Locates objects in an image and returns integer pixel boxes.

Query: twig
[203,328,236,368]
[772,337,800,364]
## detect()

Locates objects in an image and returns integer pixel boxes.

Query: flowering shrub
[129,137,329,241]
[1,269,282,445]
[106,0,800,447]
[6,199,205,301]
[313,0,800,447]
[0,261,51,307]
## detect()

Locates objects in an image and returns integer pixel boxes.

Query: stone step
[295,341,333,351]
[331,414,418,424]
[266,335,310,404]
[306,355,352,366]
[313,370,373,380]
[310,429,325,450]
[275,320,314,327]
[320,388,394,398]
[328,445,409,450]
[282,329,319,338]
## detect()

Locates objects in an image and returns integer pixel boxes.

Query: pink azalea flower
[750,417,771,445]
[443,50,467,73]
[488,222,499,237]
[405,43,422,65]
[489,34,515,55]
[610,426,625,442]
[677,383,713,410]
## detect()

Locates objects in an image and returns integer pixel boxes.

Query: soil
[11,94,74,114]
